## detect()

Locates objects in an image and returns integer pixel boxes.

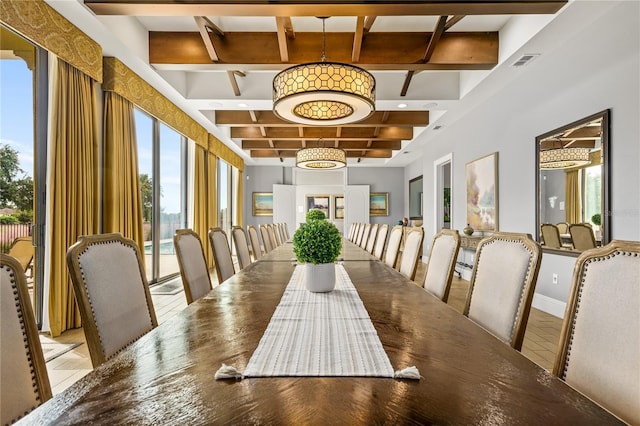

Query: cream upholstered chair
[272,223,282,246]
[347,223,356,241]
[231,226,252,270]
[463,232,542,351]
[373,224,389,260]
[174,229,213,305]
[247,225,263,261]
[569,223,597,250]
[355,223,367,246]
[556,222,569,234]
[553,240,640,425]
[398,227,424,281]
[260,224,273,253]
[365,223,379,254]
[422,229,461,302]
[541,223,563,249]
[350,223,360,242]
[7,236,34,277]
[384,225,403,269]
[267,224,280,248]
[209,227,236,284]
[1,254,52,424]
[283,223,290,240]
[359,224,372,249]
[66,233,158,367]
[277,223,287,243]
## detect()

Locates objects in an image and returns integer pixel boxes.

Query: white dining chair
[232,226,253,270]
[384,225,403,269]
[174,229,213,304]
[247,225,263,260]
[373,224,389,260]
[398,227,424,281]
[365,223,379,254]
[422,229,460,302]
[209,227,236,284]
[260,224,274,253]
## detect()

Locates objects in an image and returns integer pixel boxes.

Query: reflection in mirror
[409,175,423,220]
[536,110,610,255]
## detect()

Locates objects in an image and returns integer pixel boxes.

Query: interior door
[344,185,370,237]
[273,184,296,236]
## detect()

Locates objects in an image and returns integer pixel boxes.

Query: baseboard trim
[532,293,566,319]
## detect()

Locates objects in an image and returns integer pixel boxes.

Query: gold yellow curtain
[236,169,244,228]
[49,58,99,336]
[102,91,145,256]
[565,170,581,224]
[193,145,213,268]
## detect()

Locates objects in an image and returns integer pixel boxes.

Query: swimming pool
[144,240,176,255]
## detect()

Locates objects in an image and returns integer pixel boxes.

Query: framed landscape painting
[306,195,330,219]
[370,192,389,216]
[252,192,273,216]
[334,195,345,220]
[466,152,498,231]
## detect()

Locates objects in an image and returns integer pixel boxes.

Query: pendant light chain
[321,17,327,62]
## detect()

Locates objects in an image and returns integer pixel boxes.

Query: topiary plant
[293,219,342,265]
[591,213,601,226]
[306,209,327,222]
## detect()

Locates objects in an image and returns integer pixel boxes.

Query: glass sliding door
[217,159,233,236]
[134,108,155,281]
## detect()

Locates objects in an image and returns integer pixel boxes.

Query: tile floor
[45,262,562,395]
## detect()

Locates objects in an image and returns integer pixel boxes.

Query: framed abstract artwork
[334,195,345,220]
[306,195,330,219]
[252,192,273,216]
[370,192,389,216]
[466,152,498,231]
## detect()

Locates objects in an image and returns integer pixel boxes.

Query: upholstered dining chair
[350,223,360,242]
[1,254,52,425]
[267,224,280,248]
[359,224,372,249]
[7,236,35,278]
[398,227,424,281]
[247,225,263,261]
[174,229,213,305]
[271,223,282,246]
[556,222,569,234]
[283,223,290,240]
[277,223,287,243]
[373,224,389,260]
[422,229,461,302]
[463,232,542,351]
[209,227,236,284]
[232,226,252,270]
[541,223,564,249]
[569,223,597,250]
[384,225,403,269]
[365,224,379,254]
[260,224,273,253]
[66,233,158,368]
[347,223,356,241]
[553,240,640,425]
[355,223,367,247]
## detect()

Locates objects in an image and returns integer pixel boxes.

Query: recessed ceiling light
[397,103,408,108]
[238,103,249,108]
[209,101,223,109]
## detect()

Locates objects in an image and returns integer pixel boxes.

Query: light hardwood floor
[44,262,562,395]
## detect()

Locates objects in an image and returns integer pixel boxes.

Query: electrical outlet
[552,273,558,284]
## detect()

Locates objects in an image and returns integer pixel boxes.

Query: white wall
[410,1,640,315]
[347,167,404,225]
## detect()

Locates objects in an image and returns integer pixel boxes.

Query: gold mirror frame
[535,110,610,256]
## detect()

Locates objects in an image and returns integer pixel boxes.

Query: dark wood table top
[20,257,621,424]
[262,239,379,262]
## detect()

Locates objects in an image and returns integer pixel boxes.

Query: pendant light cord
[320,17,327,62]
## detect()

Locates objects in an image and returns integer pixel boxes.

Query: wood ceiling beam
[363,16,377,33]
[193,16,220,61]
[275,17,289,62]
[216,110,428,127]
[149,32,498,70]
[86,1,567,17]
[250,150,393,158]
[400,70,415,97]
[423,16,448,62]
[352,16,365,63]
[242,140,402,150]
[226,70,245,96]
[445,15,465,30]
[231,126,413,140]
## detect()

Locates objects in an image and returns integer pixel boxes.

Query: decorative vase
[463,224,474,236]
[304,263,336,293]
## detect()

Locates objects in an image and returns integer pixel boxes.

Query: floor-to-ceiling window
[218,159,232,236]
[0,26,47,327]
[134,108,187,283]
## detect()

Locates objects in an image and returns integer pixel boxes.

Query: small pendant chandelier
[540,147,591,169]
[273,17,376,126]
[296,139,346,169]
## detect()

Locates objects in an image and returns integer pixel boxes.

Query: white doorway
[434,153,453,232]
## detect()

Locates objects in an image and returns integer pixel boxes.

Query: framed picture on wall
[252,192,273,216]
[306,195,330,219]
[370,192,389,216]
[334,195,345,220]
[466,152,499,231]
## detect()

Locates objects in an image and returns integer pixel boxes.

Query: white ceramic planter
[304,263,336,293]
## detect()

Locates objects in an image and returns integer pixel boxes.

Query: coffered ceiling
[82,0,567,166]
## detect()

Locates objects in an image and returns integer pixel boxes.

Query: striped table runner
[243,264,395,378]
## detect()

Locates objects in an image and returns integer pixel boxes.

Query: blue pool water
[144,240,176,255]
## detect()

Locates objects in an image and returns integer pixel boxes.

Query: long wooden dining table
[20,240,621,424]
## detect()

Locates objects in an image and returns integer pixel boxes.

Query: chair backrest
[267,224,279,248]
[347,223,355,241]
[66,233,158,367]
[569,223,596,250]
[463,232,541,350]
[247,225,263,260]
[209,227,236,284]
[541,223,563,249]
[282,223,290,240]
[398,227,425,281]
[556,222,569,234]
[174,229,213,305]
[384,226,403,269]
[359,224,372,249]
[350,223,360,242]
[373,224,389,260]
[365,224,379,254]
[8,236,34,273]
[232,226,252,270]
[277,223,287,243]
[553,240,640,425]
[422,229,461,302]
[355,223,367,246]
[1,254,52,424]
[260,225,273,253]
[271,224,282,246]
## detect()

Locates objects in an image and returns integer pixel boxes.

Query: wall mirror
[535,109,610,255]
[409,175,423,220]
